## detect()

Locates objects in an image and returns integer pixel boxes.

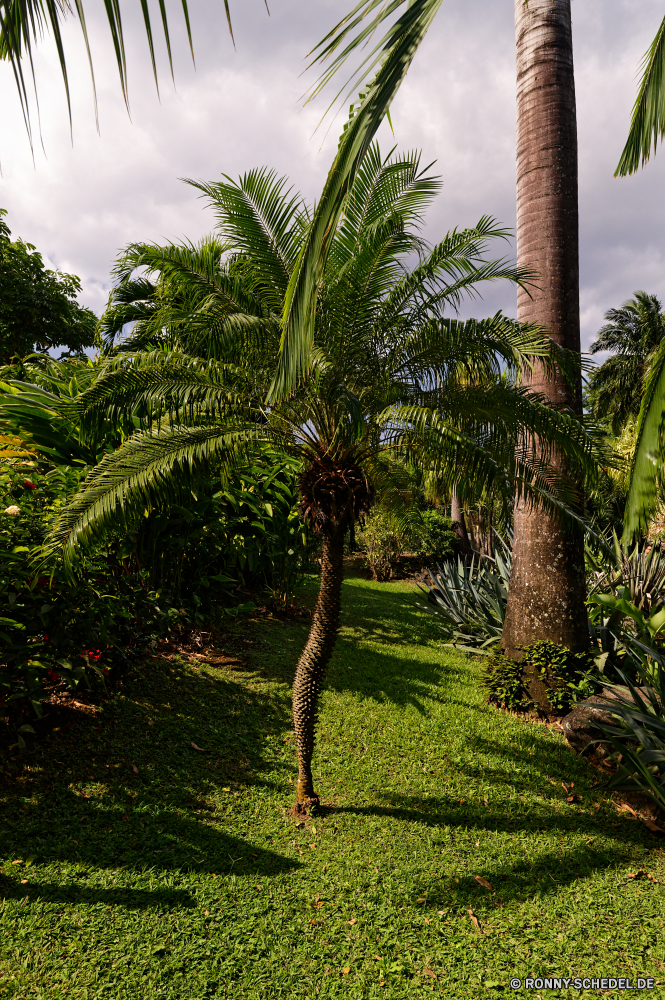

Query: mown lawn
[1,572,664,999]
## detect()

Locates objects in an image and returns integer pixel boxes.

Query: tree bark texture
[502,0,588,662]
[292,528,345,810]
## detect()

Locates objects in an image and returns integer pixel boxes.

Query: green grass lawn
[1,572,664,999]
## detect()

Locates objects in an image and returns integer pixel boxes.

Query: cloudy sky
[1,0,664,352]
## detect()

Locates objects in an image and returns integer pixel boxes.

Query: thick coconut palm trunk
[292,528,345,811]
[502,0,588,676]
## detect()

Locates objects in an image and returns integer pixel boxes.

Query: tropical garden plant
[416,539,511,653]
[45,143,600,812]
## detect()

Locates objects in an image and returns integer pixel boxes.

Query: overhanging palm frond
[45,422,262,570]
[105,240,280,361]
[0,0,244,146]
[616,17,665,176]
[271,0,444,399]
[623,339,665,542]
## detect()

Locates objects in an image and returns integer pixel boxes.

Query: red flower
[81,649,101,662]
[46,669,61,683]
[103,667,110,676]
[23,480,36,490]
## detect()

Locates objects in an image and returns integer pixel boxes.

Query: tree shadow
[1,654,299,900]
[324,791,655,904]
[0,876,195,909]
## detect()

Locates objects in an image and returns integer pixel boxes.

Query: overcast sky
[1,0,664,353]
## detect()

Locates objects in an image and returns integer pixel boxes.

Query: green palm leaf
[622,339,665,542]
[46,422,261,570]
[616,17,665,176]
[271,0,445,399]
[0,0,241,145]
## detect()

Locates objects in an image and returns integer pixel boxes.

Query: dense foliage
[0,388,316,742]
[0,211,97,363]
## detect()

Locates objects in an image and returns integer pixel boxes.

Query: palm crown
[51,145,595,561]
[587,291,665,435]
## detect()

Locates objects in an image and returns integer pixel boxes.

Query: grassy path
[1,573,663,998]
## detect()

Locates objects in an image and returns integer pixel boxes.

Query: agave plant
[48,145,600,812]
[588,531,665,617]
[415,534,511,652]
[588,647,665,812]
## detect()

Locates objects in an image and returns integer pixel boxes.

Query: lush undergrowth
[0,572,663,999]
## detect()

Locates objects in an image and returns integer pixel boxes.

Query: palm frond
[616,17,665,176]
[623,339,665,541]
[0,0,242,145]
[271,0,444,399]
[70,350,264,438]
[45,422,262,570]
[186,170,307,312]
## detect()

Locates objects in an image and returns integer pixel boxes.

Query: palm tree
[48,147,598,810]
[587,292,665,435]
[287,0,589,659]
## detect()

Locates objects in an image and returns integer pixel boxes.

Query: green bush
[357,509,403,581]
[484,640,596,714]
[409,509,456,561]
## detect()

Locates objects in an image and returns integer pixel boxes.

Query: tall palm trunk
[292,527,345,811]
[502,0,588,673]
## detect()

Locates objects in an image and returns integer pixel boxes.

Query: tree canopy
[0,209,97,364]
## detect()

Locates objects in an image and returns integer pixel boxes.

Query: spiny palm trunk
[292,527,345,811]
[502,0,588,681]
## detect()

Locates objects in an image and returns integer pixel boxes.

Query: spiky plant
[48,146,600,811]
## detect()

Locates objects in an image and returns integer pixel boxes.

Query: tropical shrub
[357,509,404,581]
[408,509,456,562]
[0,443,312,744]
[589,649,665,813]
[416,539,511,651]
[588,531,665,616]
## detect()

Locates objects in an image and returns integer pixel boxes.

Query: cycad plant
[49,146,598,811]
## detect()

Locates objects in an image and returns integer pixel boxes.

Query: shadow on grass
[325,792,653,904]
[411,839,652,911]
[1,655,299,892]
[0,877,195,909]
